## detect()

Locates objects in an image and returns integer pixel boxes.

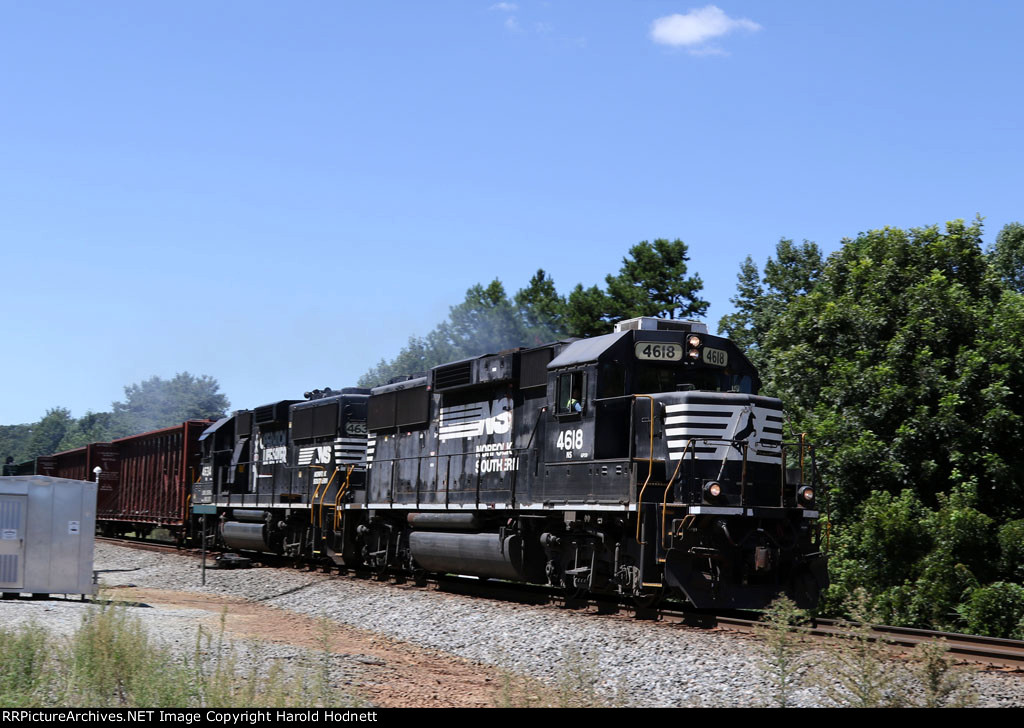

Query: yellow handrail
[634,395,656,545]
[318,468,339,529]
[333,466,355,530]
[660,440,691,549]
[309,466,327,524]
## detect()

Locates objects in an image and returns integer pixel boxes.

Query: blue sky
[2,2,1022,424]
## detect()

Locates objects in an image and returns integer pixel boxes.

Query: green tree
[956,582,1024,639]
[513,269,568,344]
[563,283,611,338]
[57,411,121,451]
[111,373,229,436]
[0,423,34,465]
[445,280,529,355]
[718,239,822,369]
[997,519,1024,581]
[761,219,1021,515]
[359,274,570,387]
[25,408,75,459]
[560,238,709,338]
[717,255,763,353]
[604,238,708,321]
[989,221,1024,293]
[742,218,1024,634]
[358,334,444,388]
[360,239,710,384]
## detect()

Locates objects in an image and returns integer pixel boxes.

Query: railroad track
[96,535,188,554]
[712,614,1024,669]
[95,537,1024,669]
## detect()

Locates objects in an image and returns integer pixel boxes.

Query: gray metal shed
[0,475,97,597]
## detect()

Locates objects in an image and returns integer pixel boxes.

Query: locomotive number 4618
[634,342,683,361]
[557,428,584,452]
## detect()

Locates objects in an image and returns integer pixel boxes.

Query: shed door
[0,495,26,589]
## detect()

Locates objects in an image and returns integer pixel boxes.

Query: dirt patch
[108,586,505,708]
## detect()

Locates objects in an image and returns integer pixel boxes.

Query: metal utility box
[0,476,97,597]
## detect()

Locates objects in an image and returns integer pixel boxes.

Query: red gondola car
[36,420,209,539]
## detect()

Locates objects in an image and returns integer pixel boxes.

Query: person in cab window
[566,379,583,413]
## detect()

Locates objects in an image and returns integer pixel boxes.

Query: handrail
[780,446,787,507]
[740,441,748,506]
[333,466,355,530]
[800,432,806,483]
[309,466,327,524]
[318,468,339,529]
[633,395,656,545]
[660,440,691,548]
[810,446,830,552]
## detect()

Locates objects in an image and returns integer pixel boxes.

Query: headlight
[687,335,702,348]
[798,486,815,505]
[703,481,722,501]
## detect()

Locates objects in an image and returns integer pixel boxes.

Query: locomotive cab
[541,318,758,498]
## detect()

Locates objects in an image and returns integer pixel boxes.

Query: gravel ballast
[3,542,1023,707]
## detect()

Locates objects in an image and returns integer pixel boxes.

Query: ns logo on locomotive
[194,317,828,610]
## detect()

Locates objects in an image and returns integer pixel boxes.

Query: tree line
[719,219,1024,637]
[0,373,230,464]
[358,238,706,386]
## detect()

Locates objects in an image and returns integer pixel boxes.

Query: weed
[0,622,57,707]
[494,644,627,708]
[811,589,907,707]
[2,600,366,707]
[757,596,810,707]
[906,639,976,708]
[65,597,192,707]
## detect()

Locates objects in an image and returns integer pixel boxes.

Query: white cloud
[490,2,518,11]
[505,16,521,32]
[650,6,760,48]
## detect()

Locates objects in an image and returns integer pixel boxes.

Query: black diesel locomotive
[195,317,828,610]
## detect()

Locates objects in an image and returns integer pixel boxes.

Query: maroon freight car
[37,420,210,539]
[36,443,119,515]
[109,420,210,535]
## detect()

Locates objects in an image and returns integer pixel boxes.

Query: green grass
[0,600,366,708]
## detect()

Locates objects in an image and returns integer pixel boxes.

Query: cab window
[634,364,677,394]
[556,371,586,415]
[598,361,626,398]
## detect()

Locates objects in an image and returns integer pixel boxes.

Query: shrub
[956,582,1024,638]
